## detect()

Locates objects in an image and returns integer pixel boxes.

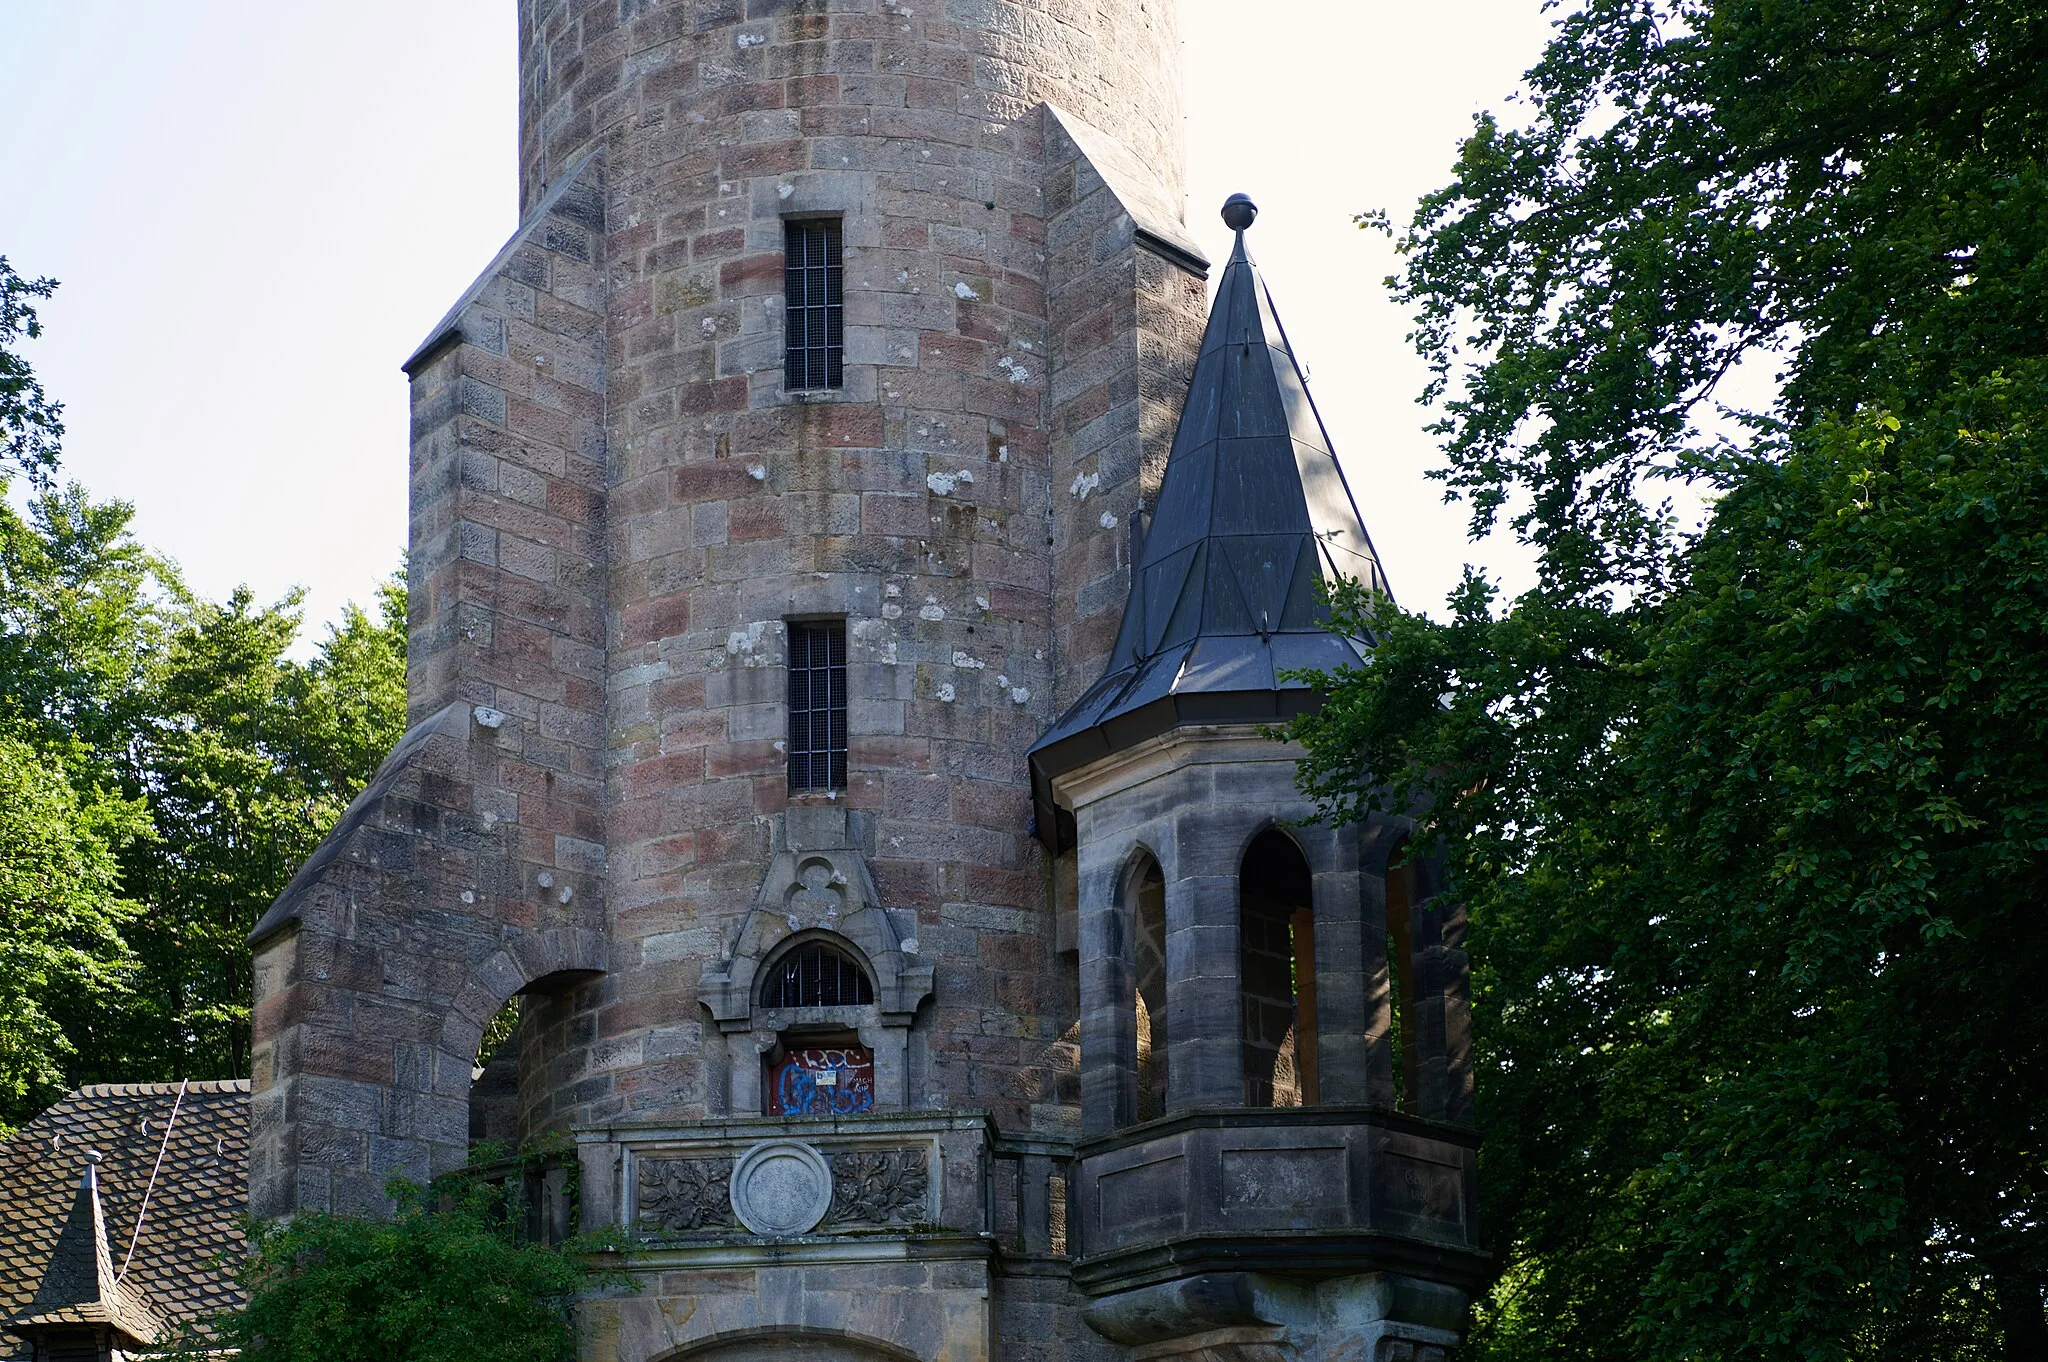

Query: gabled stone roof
[1029,198,1388,845]
[0,1082,249,1360]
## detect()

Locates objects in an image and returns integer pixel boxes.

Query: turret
[1030,196,1482,1362]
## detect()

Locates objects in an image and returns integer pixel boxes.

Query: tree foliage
[0,490,410,1111]
[0,734,144,1120]
[1288,0,2048,1355]
[0,258,62,489]
[113,577,409,1080]
[0,264,409,1126]
[187,1176,607,1362]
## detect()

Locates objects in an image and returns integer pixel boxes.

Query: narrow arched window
[1240,830,1318,1108]
[762,942,874,1008]
[1132,856,1168,1121]
[1385,839,1414,1111]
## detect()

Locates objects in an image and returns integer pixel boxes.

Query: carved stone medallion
[729,1139,834,1237]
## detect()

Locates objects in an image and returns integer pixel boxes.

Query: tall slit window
[788,620,847,792]
[784,218,844,391]
[1239,830,1319,1108]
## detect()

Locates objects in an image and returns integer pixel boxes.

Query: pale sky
[0,1,1553,640]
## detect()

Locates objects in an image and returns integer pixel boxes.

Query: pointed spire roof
[1029,195,1389,847]
[12,1153,165,1346]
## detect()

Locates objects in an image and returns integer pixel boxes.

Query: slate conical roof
[1029,195,1388,848]
[12,1154,165,1346]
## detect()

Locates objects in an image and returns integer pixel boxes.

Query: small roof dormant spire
[10,1151,165,1348]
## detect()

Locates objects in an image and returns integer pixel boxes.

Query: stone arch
[657,1326,923,1362]
[435,927,608,1070]
[1229,813,1310,873]
[1113,838,1166,894]
[1358,807,1418,879]
[420,928,606,1172]
[701,845,932,1030]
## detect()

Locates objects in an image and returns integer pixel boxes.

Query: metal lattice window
[784,219,844,390]
[762,943,874,1008]
[787,620,847,792]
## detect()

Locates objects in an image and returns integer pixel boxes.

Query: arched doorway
[660,1327,924,1362]
[468,997,522,1151]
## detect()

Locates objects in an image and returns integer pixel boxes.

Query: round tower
[476,0,1206,1141]
[515,0,1186,218]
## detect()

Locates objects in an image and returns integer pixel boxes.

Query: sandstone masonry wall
[464,0,1203,1139]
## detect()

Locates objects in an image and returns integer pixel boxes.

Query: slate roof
[13,1156,165,1345]
[1028,197,1388,846]
[0,1082,249,1360]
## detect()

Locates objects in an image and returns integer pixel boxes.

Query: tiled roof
[0,1082,248,1360]
[12,1154,167,1346]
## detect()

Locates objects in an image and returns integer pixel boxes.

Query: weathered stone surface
[639,1156,738,1235]
[250,1,1480,1357]
[730,1140,835,1237]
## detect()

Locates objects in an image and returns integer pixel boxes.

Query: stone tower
[248,3,1482,1359]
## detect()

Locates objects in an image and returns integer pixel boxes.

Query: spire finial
[1221,193,1257,232]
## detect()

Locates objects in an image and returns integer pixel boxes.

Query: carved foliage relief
[637,1157,738,1235]
[829,1148,931,1226]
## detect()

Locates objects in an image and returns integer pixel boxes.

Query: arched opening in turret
[1385,839,1416,1111]
[469,998,522,1153]
[1240,830,1318,1108]
[1129,855,1169,1122]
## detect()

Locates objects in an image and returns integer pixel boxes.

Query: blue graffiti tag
[777,1055,876,1117]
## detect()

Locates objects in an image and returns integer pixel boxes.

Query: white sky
[0,0,1553,641]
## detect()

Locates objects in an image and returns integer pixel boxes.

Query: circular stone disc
[729,1139,834,1237]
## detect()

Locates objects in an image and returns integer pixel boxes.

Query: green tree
[0,257,63,488]
[0,482,407,1089]
[1288,0,2048,1356]
[188,1175,605,1362]
[0,734,146,1130]
[0,485,166,761]
[0,249,411,1094]
[112,577,409,1080]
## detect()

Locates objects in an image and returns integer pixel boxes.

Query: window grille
[787,620,847,792]
[784,218,844,390]
[762,943,874,1008]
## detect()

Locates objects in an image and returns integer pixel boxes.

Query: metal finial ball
[1221,193,1258,231]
